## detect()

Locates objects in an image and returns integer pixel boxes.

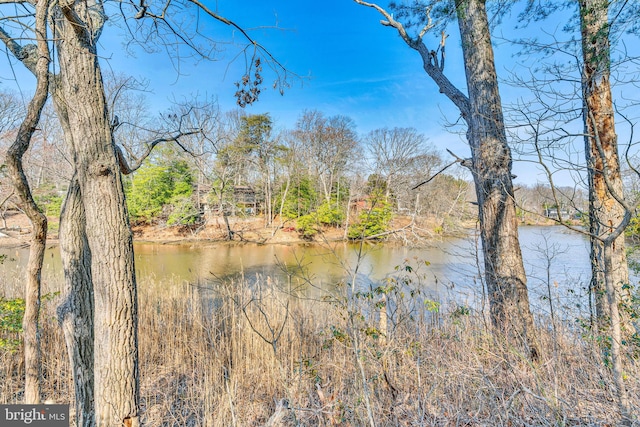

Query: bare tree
[580,0,634,336]
[365,127,435,205]
[2,0,49,403]
[294,110,359,205]
[355,0,538,358]
[504,3,639,420]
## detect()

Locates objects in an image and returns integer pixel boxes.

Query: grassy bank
[1,271,638,426]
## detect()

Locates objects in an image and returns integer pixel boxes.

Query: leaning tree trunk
[53,1,140,425]
[579,0,633,334]
[4,0,50,403]
[455,0,538,358]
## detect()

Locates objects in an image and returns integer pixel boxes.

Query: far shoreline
[0,211,573,251]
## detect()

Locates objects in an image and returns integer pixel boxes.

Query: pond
[0,226,599,314]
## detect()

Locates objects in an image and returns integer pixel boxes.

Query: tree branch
[115,130,200,174]
[411,149,471,190]
[0,25,39,73]
[353,0,470,120]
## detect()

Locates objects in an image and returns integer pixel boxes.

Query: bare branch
[116,130,200,174]
[353,0,470,120]
[412,149,469,190]
[0,24,39,73]
[354,0,425,47]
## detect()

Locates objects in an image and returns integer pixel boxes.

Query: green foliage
[296,213,320,239]
[277,177,317,219]
[347,193,392,240]
[34,193,63,217]
[365,174,388,198]
[167,195,199,226]
[126,158,195,224]
[424,299,441,313]
[316,200,344,226]
[237,114,273,156]
[626,214,640,243]
[330,177,351,205]
[294,200,346,239]
[0,297,24,351]
[0,292,59,351]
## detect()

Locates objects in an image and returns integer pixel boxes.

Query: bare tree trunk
[44,62,97,426]
[53,1,140,425]
[4,0,49,403]
[579,0,633,334]
[456,0,538,358]
[57,176,95,427]
[602,240,632,423]
[579,4,634,422]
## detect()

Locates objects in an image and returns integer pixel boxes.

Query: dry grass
[1,271,639,426]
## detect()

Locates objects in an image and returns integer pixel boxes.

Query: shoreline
[0,212,568,250]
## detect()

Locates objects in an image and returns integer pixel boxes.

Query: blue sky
[4,1,637,186]
[96,0,471,159]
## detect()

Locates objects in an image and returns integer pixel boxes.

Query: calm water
[0,226,595,309]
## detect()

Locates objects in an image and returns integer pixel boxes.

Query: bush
[34,193,63,217]
[277,177,317,220]
[0,297,24,350]
[316,201,344,226]
[296,213,320,239]
[167,196,200,226]
[347,196,392,240]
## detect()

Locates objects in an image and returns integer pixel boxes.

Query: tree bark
[57,175,95,427]
[455,0,537,358]
[602,240,632,423]
[579,0,633,334]
[4,0,50,403]
[580,2,633,422]
[52,1,140,425]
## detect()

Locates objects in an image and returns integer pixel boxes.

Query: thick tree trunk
[4,0,49,403]
[580,1,632,423]
[579,0,633,334]
[57,176,95,427]
[47,68,97,426]
[53,1,140,425]
[455,0,537,357]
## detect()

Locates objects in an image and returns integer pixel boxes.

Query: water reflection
[0,226,602,310]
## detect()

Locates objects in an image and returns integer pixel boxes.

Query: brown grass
[1,272,639,426]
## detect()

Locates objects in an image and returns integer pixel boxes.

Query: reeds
[1,271,638,426]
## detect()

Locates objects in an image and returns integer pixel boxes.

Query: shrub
[0,297,24,350]
[167,196,200,226]
[296,213,320,239]
[277,177,317,220]
[347,195,392,240]
[34,193,63,217]
[316,201,344,226]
